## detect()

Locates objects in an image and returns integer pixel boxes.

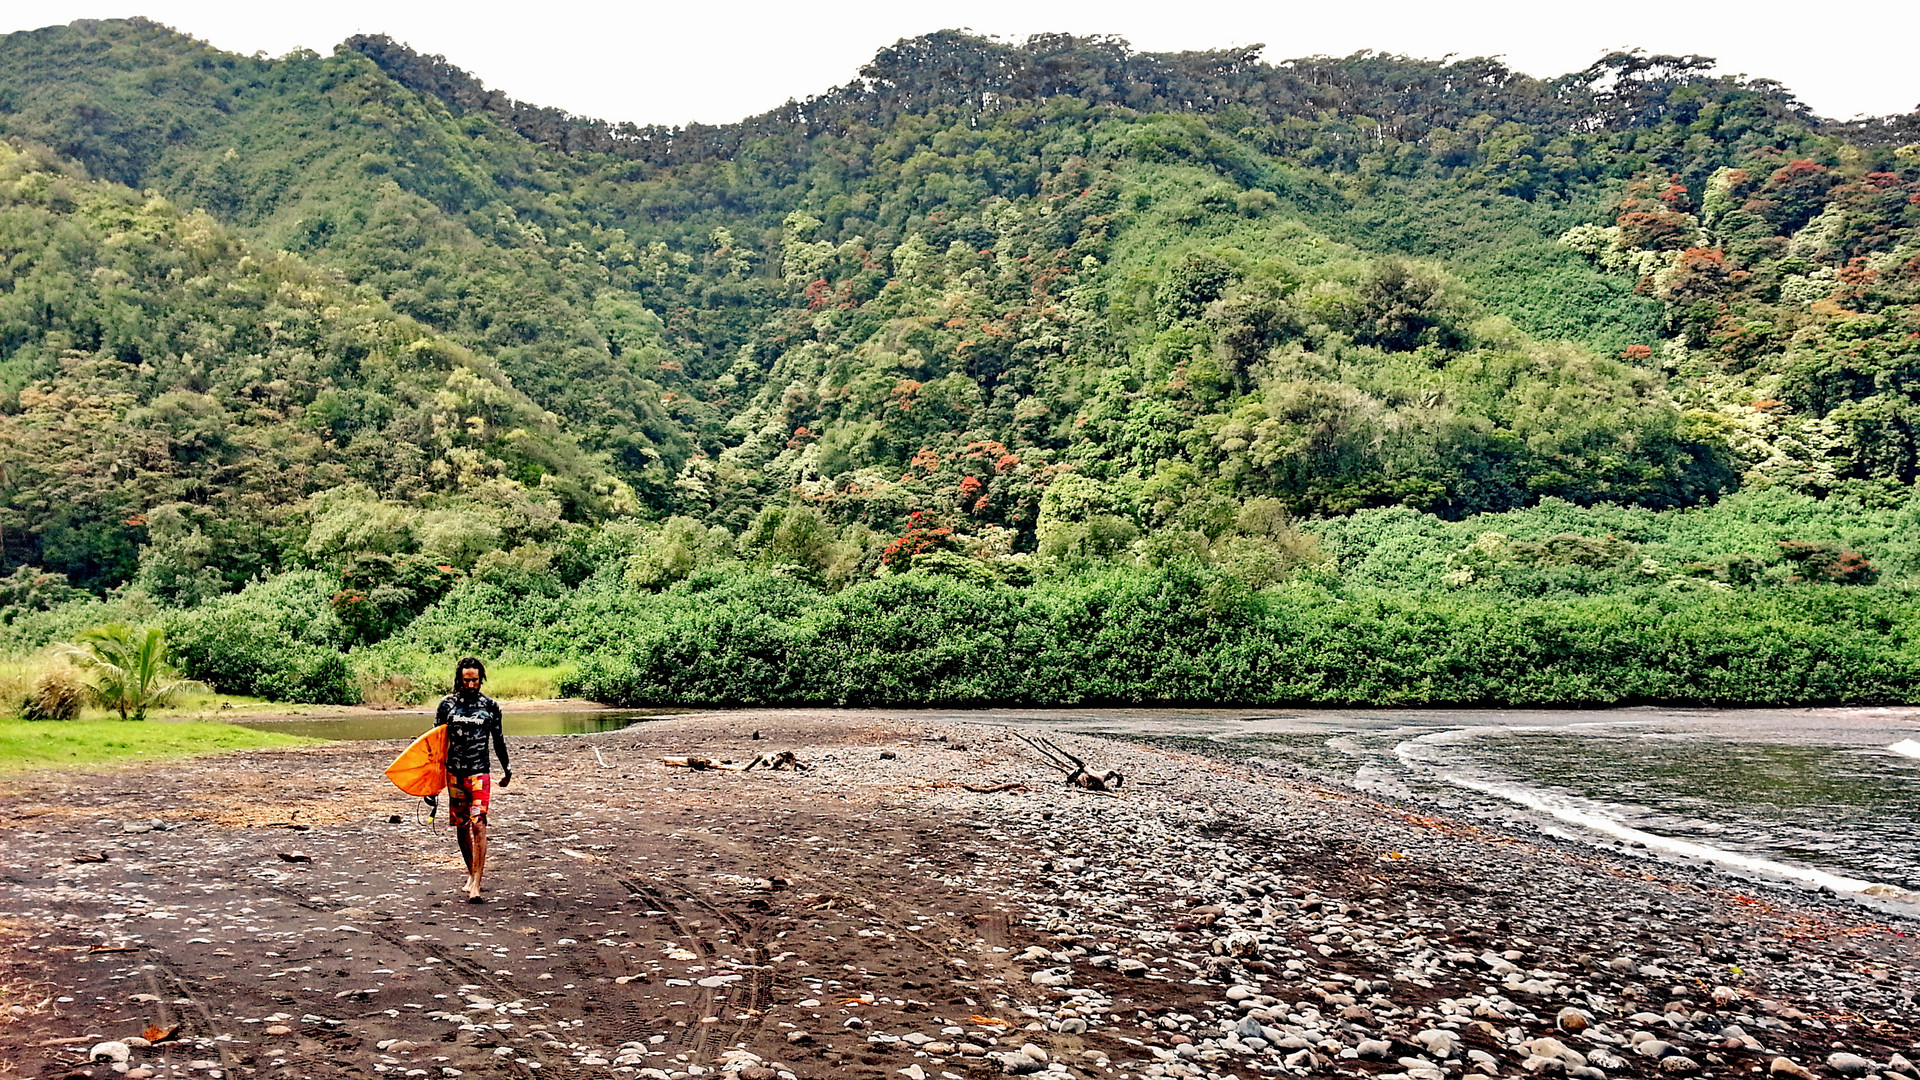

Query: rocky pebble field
[0,710,1915,1080]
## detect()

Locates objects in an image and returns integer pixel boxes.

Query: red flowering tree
[880,511,958,570]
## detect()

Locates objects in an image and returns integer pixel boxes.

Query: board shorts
[447,773,491,826]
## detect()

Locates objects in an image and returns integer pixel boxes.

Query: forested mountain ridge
[0,140,621,593]
[0,19,1917,708]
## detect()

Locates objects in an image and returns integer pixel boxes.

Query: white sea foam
[1397,726,1920,904]
[1889,739,1920,760]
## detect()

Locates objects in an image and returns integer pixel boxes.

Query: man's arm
[490,702,511,785]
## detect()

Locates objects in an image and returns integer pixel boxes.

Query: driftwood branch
[1012,732,1125,792]
[662,750,810,773]
[744,749,809,772]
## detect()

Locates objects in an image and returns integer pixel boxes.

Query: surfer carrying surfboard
[433,656,511,901]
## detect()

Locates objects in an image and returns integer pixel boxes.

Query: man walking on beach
[433,657,511,901]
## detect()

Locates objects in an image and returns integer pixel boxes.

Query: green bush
[393,572,573,662]
[562,572,820,705]
[565,562,1920,708]
[166,572,359,704]
[799,575,1031,704]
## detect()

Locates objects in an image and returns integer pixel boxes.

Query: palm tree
[57,624,203,721]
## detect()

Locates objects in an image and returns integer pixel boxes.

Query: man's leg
[453,773,491,900]
[449,775,481,897]
[467,817,488,898]
[455,821,476,878]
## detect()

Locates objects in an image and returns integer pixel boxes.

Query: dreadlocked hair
[454,656,487,690]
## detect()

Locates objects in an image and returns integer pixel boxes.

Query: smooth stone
[91,1043,131,1063]
[1659,1057,1702,1075]
[1589,1050,1628,1070]
[1356,1040,1393,1060]
[1528,1037,1572,1061]
[1556,1008,1590,1033]
[1827,1053,1874,1077]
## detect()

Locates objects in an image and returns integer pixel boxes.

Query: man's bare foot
[464,875,480,900]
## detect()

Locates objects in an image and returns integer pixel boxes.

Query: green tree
[57,623,202,720]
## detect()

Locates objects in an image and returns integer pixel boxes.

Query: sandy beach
[1,712,1914,1080]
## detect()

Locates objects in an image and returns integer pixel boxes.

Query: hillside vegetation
[1,19,1916,708]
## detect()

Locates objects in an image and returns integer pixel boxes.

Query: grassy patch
[485,663,575,701]
[0,720,324,774]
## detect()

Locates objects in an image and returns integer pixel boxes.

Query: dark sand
[1,712,1914,1080]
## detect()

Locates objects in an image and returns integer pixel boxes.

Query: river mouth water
[230,708,686,741]
[235,703,1920,908]
[953,705,1920,909]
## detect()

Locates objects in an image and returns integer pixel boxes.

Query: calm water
[231,708,684,742]
[952,706,1920,906]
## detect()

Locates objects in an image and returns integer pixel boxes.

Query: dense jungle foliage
[1,19,1916,707]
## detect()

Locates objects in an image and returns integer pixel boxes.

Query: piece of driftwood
[961,782,1029,794]
[744,749,809,771]
[660,755,738,771]
[1013,732,1125,792]
[661,750,809,772]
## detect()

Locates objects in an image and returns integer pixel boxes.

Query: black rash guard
[434,692,507,778]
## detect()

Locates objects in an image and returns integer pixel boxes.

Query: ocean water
[987,706,1920,907]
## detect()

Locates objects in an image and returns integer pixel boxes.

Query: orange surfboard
[385,725,449,797]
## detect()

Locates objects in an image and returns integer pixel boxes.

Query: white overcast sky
[9,1,1916,125]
